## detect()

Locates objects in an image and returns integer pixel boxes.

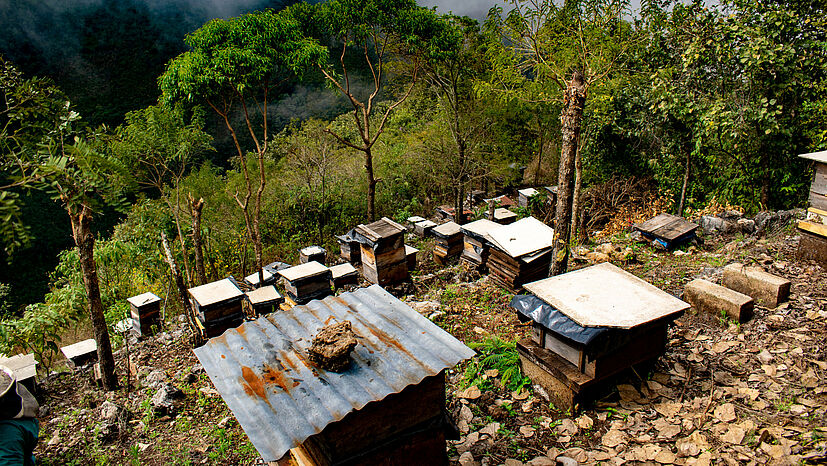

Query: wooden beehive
[486,207,517,225]
[336,231,362,265]
[127,292,161,337]
[354,217,408,286]
[61,339,98,368]
[517,188,540,208]
[413,219,437,237]
[460,219,501,271]
[517,263,689,410]
[300,246,327,265]
[329,263,359,289]
[244,268,277,289]
[279,261,333,304]
[633,213,698,249]
[282,373,449,466]
[189,278,246,338]
[797,151,827,265]
[431,221,463,265]
[405,245,419,271]
[245,285,283,315]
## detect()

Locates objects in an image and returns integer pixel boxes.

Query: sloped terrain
[33,218,826,465]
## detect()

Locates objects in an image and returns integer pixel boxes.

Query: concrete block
[722,263,791,308]
[684,279,754,323]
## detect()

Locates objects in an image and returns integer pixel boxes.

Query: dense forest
[1,0,825,372]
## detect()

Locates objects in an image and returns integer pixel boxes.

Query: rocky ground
[32,210,826,465]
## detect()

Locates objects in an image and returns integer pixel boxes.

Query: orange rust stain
[281,352,297,370]
[368,325,415,360]
[240,366,267,398]
[236,325,247,336]
[261,365,293,393]
[221,354,226,359]
[325,315,335,325]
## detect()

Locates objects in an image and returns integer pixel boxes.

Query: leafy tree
[160,9,326,283]
[291,0,446,221]
[112,104,213,285]
[482,0,634,274]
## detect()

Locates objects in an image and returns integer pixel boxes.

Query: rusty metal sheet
[523,263,689,329]
[193,285,474,462]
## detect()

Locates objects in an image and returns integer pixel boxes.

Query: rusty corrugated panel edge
[193,284,475,462]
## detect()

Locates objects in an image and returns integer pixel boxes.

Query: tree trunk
[678,152,690,216]
[550,71,586,277]
[457,144,467,225]
[161,232,198,341]
[365,147,377,222]
[189,196,207,285]
[69,204,117,391]
[535,126,544,186]
[570,138,583,243]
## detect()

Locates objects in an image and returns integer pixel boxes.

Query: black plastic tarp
[510,294,608,347]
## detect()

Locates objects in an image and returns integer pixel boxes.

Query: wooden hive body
[355,218,408,286]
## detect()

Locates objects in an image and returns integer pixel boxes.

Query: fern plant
[464,337,531,392]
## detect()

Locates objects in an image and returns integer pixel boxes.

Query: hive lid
[518,188,539,197]
[193,285,475,462]
[405,245,419,254]
[431,221,462,238]
[633,213,698,242]
[300,245,326,256]
[799,150,827,163]
[407,216,426,223]
[488,216,555,258]
[329,263,358,279]
[189,278,245,307]
[0,353,37,381]
[60,339,97,360]
[245,269,275,286]
[461,219,501,241]
[126,292,160,308]
[354,217,406,243]
[524,263,689,329]
[278,261,329,282]
[492,208,517,220]
[246,286,283,305]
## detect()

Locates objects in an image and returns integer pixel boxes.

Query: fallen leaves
[714,403,737,423]
[458,385,481,400]
[601,428,627,448]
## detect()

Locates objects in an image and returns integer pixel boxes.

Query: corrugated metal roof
[193,285,474,462]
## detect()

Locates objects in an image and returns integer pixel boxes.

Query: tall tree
[291,0,443,221]
[112,104,212,286]
[482,0,634,275]
[159,10,326,283]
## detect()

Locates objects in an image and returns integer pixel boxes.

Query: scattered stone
[143,370,166,389]
[97,401,124,441]
[684,278,754,322]
[151,383,185,416]
[307,321,358,372]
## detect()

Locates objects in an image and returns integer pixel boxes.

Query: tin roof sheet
[189,278,245,307]
[193,285,474,462]
[488,216,555,258]
[278,261,329,282]
[61,338,97,360]
[126,292,160,308]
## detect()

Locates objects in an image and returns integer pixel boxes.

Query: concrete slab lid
[407,215,427,223]
[405,245,419,254]
[488,216,555,258]
[414,219,437,228]
[126,292,160,308]
[518,187,539,197]
[799,150,827,164]
[189,278,245,307]
[300,245,325,256]
[493,208,517,219]
[523,262,690,329]
[461,219,502,239]
[0,353,37,381]
[246,286,283,304]
[432,221,461,237]
[329,263,358,279]
[278,261,329,282]
[245,268,275,286]
[61,338,97,360]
